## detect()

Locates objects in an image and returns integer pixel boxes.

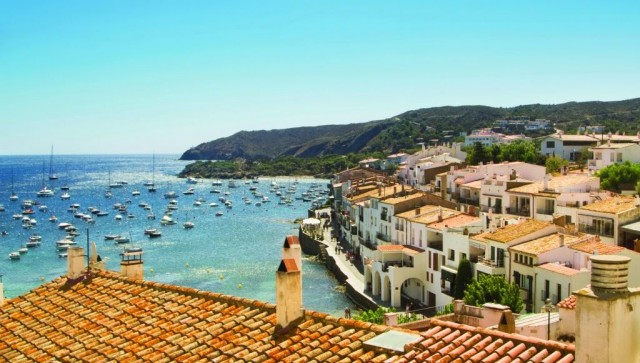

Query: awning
[621,221,640,234]
[302,218,321,226]
[441,265,458,282]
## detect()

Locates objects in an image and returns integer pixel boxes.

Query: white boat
[164,191,178,199]
[132,190,141,196]
[9,169,18,201]
[114,236,130,244]
[0,204,4,212]
[115,214,123,221]
[215,211,224,217]
[212,180,222,186]
[144,228,157,235]
[49,215,58,222]
[37,161,55,197]
[37,187,54,198]
[209,203,218,207]
[147,213,156,220]
[147,153,157,192]
[29,234,42,241]
[193,201,202,207]
[186,177,198,184]
[9,252,20,260]
[18,247,28,254]
[60,192,71,200]
[104,234,120,240]
[183,221,195,229]
[12,213,22,220]
[183,187,195,195]
[25,240,41,248]
[58,222,72,229]
[160,215,176,225]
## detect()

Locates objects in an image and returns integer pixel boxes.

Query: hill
[180,98,640,161]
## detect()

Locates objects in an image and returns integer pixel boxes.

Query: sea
[0,154,355,316]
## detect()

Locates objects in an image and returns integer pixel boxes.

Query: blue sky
[1,1,638,155]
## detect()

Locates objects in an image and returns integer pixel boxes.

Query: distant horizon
[2,96,639,156]
[3,1,638,155]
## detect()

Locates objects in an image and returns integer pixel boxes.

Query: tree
[598,161,640,192]
[499,140,539,164]
[453,258,473,299]
[545,156,568,174]
[463,274,524,313]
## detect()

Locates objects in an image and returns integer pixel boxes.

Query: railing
[478,256,505,268]
[382,260,414,272]
[376,232,391,243]
[461,305,483,318]
[458,197,480,206]
[505,207,530,217]
[536,208,554,215]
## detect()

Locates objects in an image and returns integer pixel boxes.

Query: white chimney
[120,247,144,280]
[543,174,550,191]
[89,241,106,271]
[67,246,86,280]
[282,235,301,272]
[575,255,640,362]
[275,258,303,331]
[559,234,565,247]
[0,274,4,307]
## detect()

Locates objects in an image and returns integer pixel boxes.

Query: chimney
[120,247,144,280]
[383,312,399,326]
[415,207,421,216]
[497,310,516,334]
[543,174,550,191]
[282,235,302,275]
[275,258,303,331]
[89,241,106,271]
[67,246,86,279]
[438,207,443,222]
[559,234,565,247]
[575,255,640,362]
[0,274,4,307]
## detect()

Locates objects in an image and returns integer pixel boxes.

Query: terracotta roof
[427,214,480,231]
[0,270,577,362]
[482,220,553,244]
[509,233,584,256]
[283,235,299,248]
[537,263,583,277]
[0,270,405,362]
[579,195,638,214]
[404,320,574,362]
[569,239,625,255]
[557,295,577,310]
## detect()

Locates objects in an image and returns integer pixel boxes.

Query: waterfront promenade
[309,209,379,311]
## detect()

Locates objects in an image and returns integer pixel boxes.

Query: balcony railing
[376,232,391,243]
[478,256,505,268]
[505,207,530,217]
[458,197,480,206]
[381,260,414,272]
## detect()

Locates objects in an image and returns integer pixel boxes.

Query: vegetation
[465,140,543,165]
[435,303,454,316]
[354,307,421,324]
[598,162,640,193]
[545,156,569,174]
[178,153,387,179]
[181,99,640,161]
[463,274,524,313]
[453,259,473,300]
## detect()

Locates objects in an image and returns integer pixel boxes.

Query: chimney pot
[276,258,303,331]
[589,255,631,293]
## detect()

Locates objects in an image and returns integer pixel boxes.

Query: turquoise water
[0,154,354,316]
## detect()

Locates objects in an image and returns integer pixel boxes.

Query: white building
[588,142,640,174]
[464,129,529,147]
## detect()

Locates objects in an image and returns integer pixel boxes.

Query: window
[460,252,467,261]
[448,249,455,261]
[546,141,555,148]
[617,152,623,162]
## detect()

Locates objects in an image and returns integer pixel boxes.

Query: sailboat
[9,168,18,201]
[147,153,157,192]
[104,170,113,199]
[36,161,54,197]
[48,145,58,180]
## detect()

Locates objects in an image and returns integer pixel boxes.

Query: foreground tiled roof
[404,320,574,362]
[427,214,479,231]
[0,270,403,362]
[0,270,576,362]
[509,233,584,256]
[537,263,583,277]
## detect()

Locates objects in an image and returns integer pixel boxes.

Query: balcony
[478,256,505,268]
[505,207,530,217]
[458,197,480,206]
[376,232,391,243]
[381,260,414,272]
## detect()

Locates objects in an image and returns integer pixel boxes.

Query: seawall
[298,228,378,311]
